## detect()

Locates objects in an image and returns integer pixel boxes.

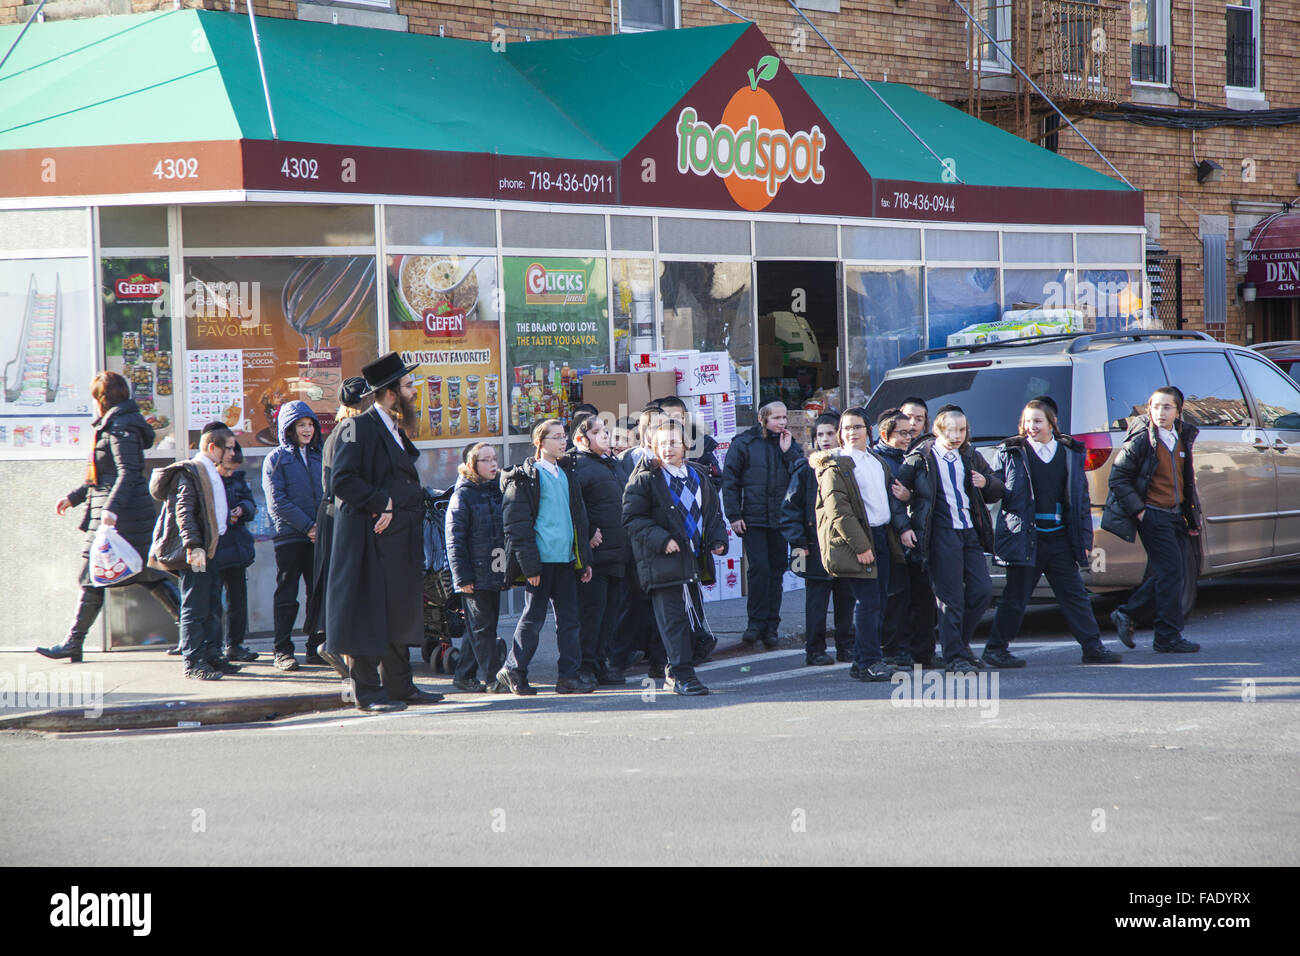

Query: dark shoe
[35,640,84,664]
[578,671,600,691]
[835,645,854,663]
[1081,644,1123,664]
[761,630,780,649]
[741,626,763,645]
[692,633,718,665]
[1111,608,1136,648]
[598,668,626,686]
[555,676,595,694]
[452,677,486,693]
[184,664,223,681]
[805,652,835,666]
[627,650,646,666]
[226,645,259,663]
[946,658,980,674]
[397,688,444,704]
[647,663,665,681]
[483,676,506,694]
[850,661,896,682]
[665,676,709,696]
[981,648,1027,669]
[304,650,328,666]
[166,645,182,656]
[884,653,915,668]
[495,667,536,696]
[207,657,242,674]
[918,652,945,669]
[1154,637,1200,654]
[273,653,300,672]
[318,648,350,679]
[358,700,407,714]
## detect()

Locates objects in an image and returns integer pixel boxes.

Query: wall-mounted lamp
[1196,159,1224,184]
[1243,282,1257,302]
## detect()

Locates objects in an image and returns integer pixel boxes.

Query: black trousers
[349,643,417,707]
[928,525,993,663]
[219,566,249,651]
[1120,508,1188,645]
[883,559,936,660]
[614,557,663,670]
[650,582,712,682]
[507,563,583,680]
[987,531,1101,652]
[804,577,855,656]
[742,526,788,635]
[273,541,322,657]
[578,568,626,676]
[456,589,505,682]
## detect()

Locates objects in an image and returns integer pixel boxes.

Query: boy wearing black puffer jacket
[213,442,258,663]
[569,415,631,685]
[623,419,728,697]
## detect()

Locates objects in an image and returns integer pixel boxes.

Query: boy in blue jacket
[215,442,258,663]
[261,400,324,671]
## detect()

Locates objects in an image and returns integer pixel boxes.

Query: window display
[101,256,175,450]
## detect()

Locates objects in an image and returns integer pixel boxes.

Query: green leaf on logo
[749,55,780,90]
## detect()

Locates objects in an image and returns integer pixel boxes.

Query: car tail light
[1075,432,1113,471]
[948,360,993,369]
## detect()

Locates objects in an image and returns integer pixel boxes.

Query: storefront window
[1003,231,1072,264]
[1076,233,1143,265]
[658,219,750,256]
[1078,268,1145,332]
[845,265,923,404]
[100,206,168,249]
[660,260,754,424]
[502,256,609,435]
[925,229,998,261]
[385,206,496,249]
[101,256,177,451]
[501,211,605,251]
[0,256,96,459]
[182,205,375,248]
[1002,268,1072,313]
[182,255,380,449]
[389,253,501,442]
[611,216,653,252]
[842,226,921,261]
[926,266,1000,348]
[612,258,656,371]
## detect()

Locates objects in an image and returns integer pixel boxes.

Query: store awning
[1246,212,1300,298]
[0,10,1141,225]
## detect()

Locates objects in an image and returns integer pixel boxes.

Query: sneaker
[452,677,486,693]
[225,645,259,663]
[184,665,223,681]
[1081,645,1123,664]
[167,645,182,656]
[664,676,709,696]
[849,660,896,682]
[946,658,980,674]
[207,657,242,674]
[304,650,328,666]
[495,667,536,696]
[884,653,915,668]
[805,652,835,666]
[1154,637,1200,654]
[835,646,854,663]
[741,626,764,645]
[981,648,1027,669]
[598,668,627,686]
[555,676,594,694]
[1110,608,1136,648]
[761,628,780,649]
[273,654,300,672]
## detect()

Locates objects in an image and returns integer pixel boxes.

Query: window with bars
[970,0,1013,72]
[620,0,678,32]
[1226,3,1259,90]
[1129,0,1169,84]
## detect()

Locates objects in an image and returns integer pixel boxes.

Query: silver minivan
[863,330,1300,614]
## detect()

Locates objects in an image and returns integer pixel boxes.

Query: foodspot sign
[622,33,871,218]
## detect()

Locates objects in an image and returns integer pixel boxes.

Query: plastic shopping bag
[89,525,144,587]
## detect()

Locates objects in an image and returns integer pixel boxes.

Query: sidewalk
[0,595,805,732]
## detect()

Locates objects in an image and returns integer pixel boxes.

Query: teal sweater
[535,464,574,564]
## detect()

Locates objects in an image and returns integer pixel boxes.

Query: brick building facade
[4,0,1297,342]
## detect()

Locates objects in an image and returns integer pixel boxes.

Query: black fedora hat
[361,352,419,396]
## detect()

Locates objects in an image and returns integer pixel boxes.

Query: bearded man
[325,353,443,713]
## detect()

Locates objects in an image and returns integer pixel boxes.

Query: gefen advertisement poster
[183,256,378,449]
[388,254,502,441]
[503,256,609,436]
[101,256,175,452]
[0,257,96,460]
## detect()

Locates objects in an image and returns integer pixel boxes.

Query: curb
[0,691,351,733]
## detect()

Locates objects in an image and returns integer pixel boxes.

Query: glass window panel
[0,208,89,250]
[1235,354,1300,430]
[660,260,754,425]
[842,225,921,261]
[183,205,375,248]
[925,229,998,262]
[754,221,836,258]
[1161,351,1250,427]
[1002,268,1072,312]
[1076,232,1142,264]
[384,205,495,248]
[1078,268,1145,332]
[100,206,168,248]
[611,215,653,251]
[611,258,656,371]
[926,266,1000,348]
[845,266,923,405]
[1103,351,1168,431]
[1002,231,1072,263]
[501,210,605,250]
[658,217,749,256]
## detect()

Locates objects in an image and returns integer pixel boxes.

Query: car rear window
[867,365,1072,440]
[1103,351,1168,430]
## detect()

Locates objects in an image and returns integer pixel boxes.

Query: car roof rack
[900,333,1084,365]
[1064,329,1215,353]
[899,329,1218,366]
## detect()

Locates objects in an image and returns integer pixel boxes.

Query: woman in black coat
[446,442,509,692]
[38,371,178,662]
[569,415,630,684]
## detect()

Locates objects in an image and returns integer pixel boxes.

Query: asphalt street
[3,569,1297,866]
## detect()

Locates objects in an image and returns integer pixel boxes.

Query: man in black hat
[325,355,443,713]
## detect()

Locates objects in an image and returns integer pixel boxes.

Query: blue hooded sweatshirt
[261,399,323,547]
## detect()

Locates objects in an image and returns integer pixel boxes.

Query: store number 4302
[152,158,199,180]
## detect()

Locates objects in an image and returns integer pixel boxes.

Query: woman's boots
[36,587,104,664]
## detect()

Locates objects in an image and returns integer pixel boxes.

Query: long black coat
[623,459,727,591]
[304,421,349,636]
[324,408,424,656]
[779,458,831,581]
[67,400,160,582]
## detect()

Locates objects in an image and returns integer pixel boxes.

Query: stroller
[419,485,466,674]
